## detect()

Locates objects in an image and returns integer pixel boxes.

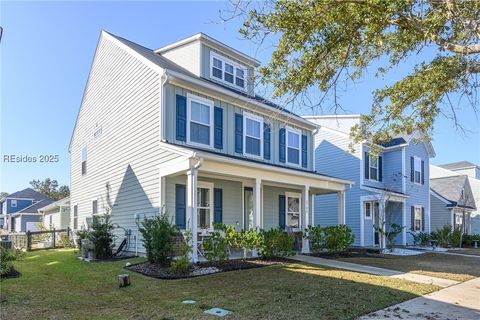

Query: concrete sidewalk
[358,277,480,319]
[292,254,459,287]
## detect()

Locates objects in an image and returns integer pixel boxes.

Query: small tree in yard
[88,215,115,259]
[384,224,404,252]
[139,213,178,266]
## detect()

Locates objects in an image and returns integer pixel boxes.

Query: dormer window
[210,52,246,90]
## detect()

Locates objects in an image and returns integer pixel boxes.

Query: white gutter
[195,150,353,186]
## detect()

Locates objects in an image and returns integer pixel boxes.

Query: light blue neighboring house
[0,188,54,233]
[305,115,435,247]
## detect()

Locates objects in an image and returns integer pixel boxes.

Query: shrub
[430,225,452,247]
[384,224,404,251]
[303,225,324,253]
[0,247,24,275]
[88,215,115,259]
[260,227,294,258]
[463,234,480,246]
[450,228,462,247]
[237,228,262,258]
[170,229,192,273]
[409,231,430,246]
[139,213,178,266]
[323,225,355,253]
[203,225,230,261]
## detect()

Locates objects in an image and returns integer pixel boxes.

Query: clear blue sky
[1,1,479,194]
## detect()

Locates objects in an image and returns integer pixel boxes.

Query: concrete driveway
[358,277,480,319]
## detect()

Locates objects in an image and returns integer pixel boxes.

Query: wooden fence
[8,228,71,251]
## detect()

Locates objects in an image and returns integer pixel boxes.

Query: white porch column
[301,185,310,254]
[186,168,198,263]
[253,178,262,229]
[338,191,345,225]
[379,199,386,249]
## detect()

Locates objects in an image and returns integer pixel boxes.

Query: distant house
[38,197,70,230]
[0,188,55,233]
[306,115,435,247]
[431,162,480,234]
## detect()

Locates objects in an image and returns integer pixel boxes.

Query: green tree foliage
[235,0,480,145]
[29,178,70,200]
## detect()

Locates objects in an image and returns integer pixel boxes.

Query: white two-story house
[69,31,352,261]
[305,115,435,247]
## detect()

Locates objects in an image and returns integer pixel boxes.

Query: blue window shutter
[264,123,271,160]
[214,107,223,149]
[364,152,370,180]
[421,207,425,231]
[175,184,186,229]
[279,195,285,229]
[378,156,383,182]
[301,134,308,168]
[214,188,223,224]
[279,128,286,163]
[410,157,415,182]
[176,95,187,141]
[410,206,415,231]
[235,113,243,153]
[421,160,425,184]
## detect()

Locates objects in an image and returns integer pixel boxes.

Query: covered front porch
[158,144,351,262]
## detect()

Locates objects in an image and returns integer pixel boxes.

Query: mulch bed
[306,248,382,259]
[125,257,292,280]
[0,268,21,280]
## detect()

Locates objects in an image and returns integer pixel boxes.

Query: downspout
[160,71,169,142]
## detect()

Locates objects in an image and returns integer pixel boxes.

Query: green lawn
[1,250,438,320]
[339,252,480,282]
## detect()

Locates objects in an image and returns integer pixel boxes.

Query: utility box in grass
[117,274,130,288]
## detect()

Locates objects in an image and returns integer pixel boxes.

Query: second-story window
[287,128,300,166]
[81,147,87,176]
[414,157,421,184]
[187,94,214,148]
[369,156,378,181]
[244,113,263,158]
[11,199,17,208]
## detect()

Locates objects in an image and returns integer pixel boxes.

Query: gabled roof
[17,199,55,214]
[439,161,479,171]
[1,188,53,203]
[380,137,407,148]
[430,175,476,209]
[69,31,315,152]
[155,32,261,67]
[37,197,70,212]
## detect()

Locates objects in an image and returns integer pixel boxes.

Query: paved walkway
[358,277,480,319]
[292,254,459,287]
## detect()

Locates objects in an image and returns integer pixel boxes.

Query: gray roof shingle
[17,199,55,214]
[430,175,476,209]
[3,188,54,202]
[439,161,479,171]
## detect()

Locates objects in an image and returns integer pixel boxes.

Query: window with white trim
[11,199,17,208]
[81,147,87,176]
[73,205,78,230]
[365,202,372,219]
[197,182,213,230]
[414,157,422,184]
[210,53,246,90]
[454,212,463,230]
[414,206,422,231]
[369,156,378,181]
[187,94,214,148]
[287,128,301,165]
[244,113,263,158]
[364,201,379,219]
[286,193,301,228]
[92,199,98,215]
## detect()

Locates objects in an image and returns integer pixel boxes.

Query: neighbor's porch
[158,153,350,262]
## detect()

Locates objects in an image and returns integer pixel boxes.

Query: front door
[244,187,253,230]
[373,202,380,246]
